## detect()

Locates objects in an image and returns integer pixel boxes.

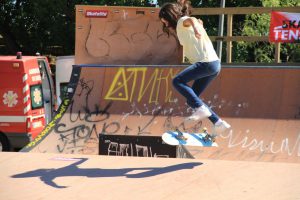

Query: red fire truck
[0,52,55,151]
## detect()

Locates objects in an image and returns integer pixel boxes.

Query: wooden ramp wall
[75,5,181,65]
[21,65,300,163]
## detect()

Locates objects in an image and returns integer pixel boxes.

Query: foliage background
[0,0,299,62]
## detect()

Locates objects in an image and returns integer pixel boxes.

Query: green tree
[1,0,299,63]
[0,0,146,56]
[234,0,300,63]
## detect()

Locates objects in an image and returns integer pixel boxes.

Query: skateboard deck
[162,129,218,147]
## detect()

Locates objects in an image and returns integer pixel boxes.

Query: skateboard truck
[175,129,187,141]
[202,127,217,143]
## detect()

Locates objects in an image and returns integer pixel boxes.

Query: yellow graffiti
[104,67,179,103]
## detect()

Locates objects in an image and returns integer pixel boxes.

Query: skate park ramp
[1,151,300,200]
[5,5,300,199]
[75,5,181,65]
[21,64,300,163]
[21,5,300,163]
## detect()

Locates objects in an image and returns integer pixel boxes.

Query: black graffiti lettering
[54,124,90,151]
[89,124,99,139]
[124,126,132,135]
[57,139,68,153]
[77,78,94,107]
[69,100,86,122]
[69,100,113,123]
[69,78,96,123]
[76,125,91,139]
[53,77,114,154]
[100,122,121,135]
[85,102,113,122]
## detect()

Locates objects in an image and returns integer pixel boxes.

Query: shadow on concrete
[11,158,202,188]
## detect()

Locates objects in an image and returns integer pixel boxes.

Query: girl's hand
[195,19,203,39]
[198,19,203,25]
[195,30,201,39]
[194,29,201,39]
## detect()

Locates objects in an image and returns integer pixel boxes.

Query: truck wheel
[0,133,11,152]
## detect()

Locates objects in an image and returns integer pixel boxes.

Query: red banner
[269,11,300,43]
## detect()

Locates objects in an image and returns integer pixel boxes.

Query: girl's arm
[182,17,201,39]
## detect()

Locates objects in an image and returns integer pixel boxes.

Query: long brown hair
[177,0,192,16]
[159,1,192,35]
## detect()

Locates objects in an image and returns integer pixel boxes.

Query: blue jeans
[172,60,221,124]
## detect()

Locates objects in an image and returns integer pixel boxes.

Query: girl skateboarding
[159,1,231,133]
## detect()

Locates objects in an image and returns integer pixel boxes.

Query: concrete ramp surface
[1,152,300,199]
[21,65,300,163]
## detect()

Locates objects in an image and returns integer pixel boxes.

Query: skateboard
[162,128,218,147]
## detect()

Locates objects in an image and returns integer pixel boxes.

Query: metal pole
[217,0,225,61]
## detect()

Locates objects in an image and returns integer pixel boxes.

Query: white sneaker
[186,105,212,121]
[213,119,231,133]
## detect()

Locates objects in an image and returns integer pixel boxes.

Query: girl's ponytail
[177,0,192,16]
